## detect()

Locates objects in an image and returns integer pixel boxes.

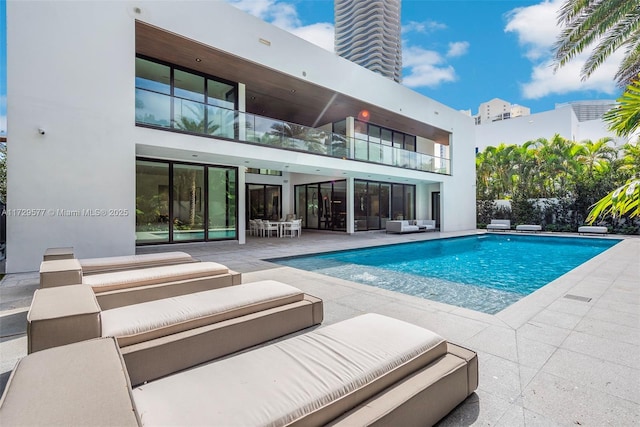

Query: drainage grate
[564,294,592,303]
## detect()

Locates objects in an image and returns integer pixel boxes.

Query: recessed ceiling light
[192,154,198,157]
[195,58,202,62]
[315,169,320,172]
[290,89,296,94]
[244,161,250,164]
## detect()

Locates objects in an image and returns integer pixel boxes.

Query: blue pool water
[270,234,620,314]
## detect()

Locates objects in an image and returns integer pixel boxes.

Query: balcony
[135,89,451,174]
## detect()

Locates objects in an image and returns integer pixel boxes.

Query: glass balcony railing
[135,88,451,175]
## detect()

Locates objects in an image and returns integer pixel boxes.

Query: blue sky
[227,0,623,113]
[0,0,624,134]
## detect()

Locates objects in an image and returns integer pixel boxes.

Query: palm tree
[175,103,219,135]
[587,78,640,224]
[587,178,640,221]
[603,75,640,137]
[576,137,616,178]
[554,0,640,87]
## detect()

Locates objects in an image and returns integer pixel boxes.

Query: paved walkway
[0,230,638,425]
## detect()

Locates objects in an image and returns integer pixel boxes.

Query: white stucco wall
[475,105,625,151]
[7,1,137,272]
[7,1,476,272]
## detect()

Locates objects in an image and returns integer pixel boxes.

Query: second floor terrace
[135,89,451,174]
[135,22,454,175]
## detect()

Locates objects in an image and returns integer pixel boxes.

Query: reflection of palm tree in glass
[175,103,219,135]
[269,122,327,153]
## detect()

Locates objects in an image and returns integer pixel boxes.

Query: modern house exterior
[6,1,476,273]
[335,0,403,82]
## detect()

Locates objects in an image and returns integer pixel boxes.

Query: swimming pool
[270,234,620,314]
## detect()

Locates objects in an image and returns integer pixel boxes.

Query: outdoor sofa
[1,313,478,426]
[27,280,323,385]
[39,259,241,309]
[386,220,436,233]
[42,248,198,274]
[486,219,511,231]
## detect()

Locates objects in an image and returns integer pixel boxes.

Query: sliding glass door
[136,159,237,244]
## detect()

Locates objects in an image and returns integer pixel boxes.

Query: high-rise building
[334,0,402,82]
[473,98,531,125]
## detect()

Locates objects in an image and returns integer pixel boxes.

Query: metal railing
[135,89,451,174]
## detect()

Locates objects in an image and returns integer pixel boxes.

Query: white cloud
[226,0,275,20]
[402,20,447,34]
[226,0,334,52]
[402,46,457,88]
[289,23,335,52]
[504,0,560,61]
[504,0,621,100]
[447,42,469,58]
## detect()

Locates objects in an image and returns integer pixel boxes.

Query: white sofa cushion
[82,261,229,292]
[101,280,303,347]
[133,313,446,426]
[578,226,608,234]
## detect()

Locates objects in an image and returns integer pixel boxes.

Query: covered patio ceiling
[135,21,450,145]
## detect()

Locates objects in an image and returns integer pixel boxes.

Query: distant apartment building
[472,99,623,151]
[473,98,530,125]
[334,0,402,82]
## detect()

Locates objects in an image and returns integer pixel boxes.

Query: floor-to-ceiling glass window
[294,181,347,231]
[331,181,347,231]
[404,186,416,221]
[246,184,281,221]
[367,182,380,229]
[357,180,415,230]
[296,185,307,225]
[136,161,170,244]
[391,184,405,220]
[208,168,237,239]
[135,58,171,128]
[136,159,237,245]
[354,180,368,231]
[379,183,391,229]
[135,56,237,138]
[306,186,319,229]
[319,182,333,229]
[172,164,205,241]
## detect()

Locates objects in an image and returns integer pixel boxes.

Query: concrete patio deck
[0,230,638,425]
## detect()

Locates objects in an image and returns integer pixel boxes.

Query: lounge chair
[486,219,511,231]
[39,260,241,309]
[515,224,542,232]
[1,314,477,426]
[578,225,608,235]
[27,280,323,385]
[42,248,197,273]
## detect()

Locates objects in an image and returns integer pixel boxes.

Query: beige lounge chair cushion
[133,313,447,426]
[80,251,194,274]
[83,261,229,292]
[102,280,304,347]
[0,338,139,426]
